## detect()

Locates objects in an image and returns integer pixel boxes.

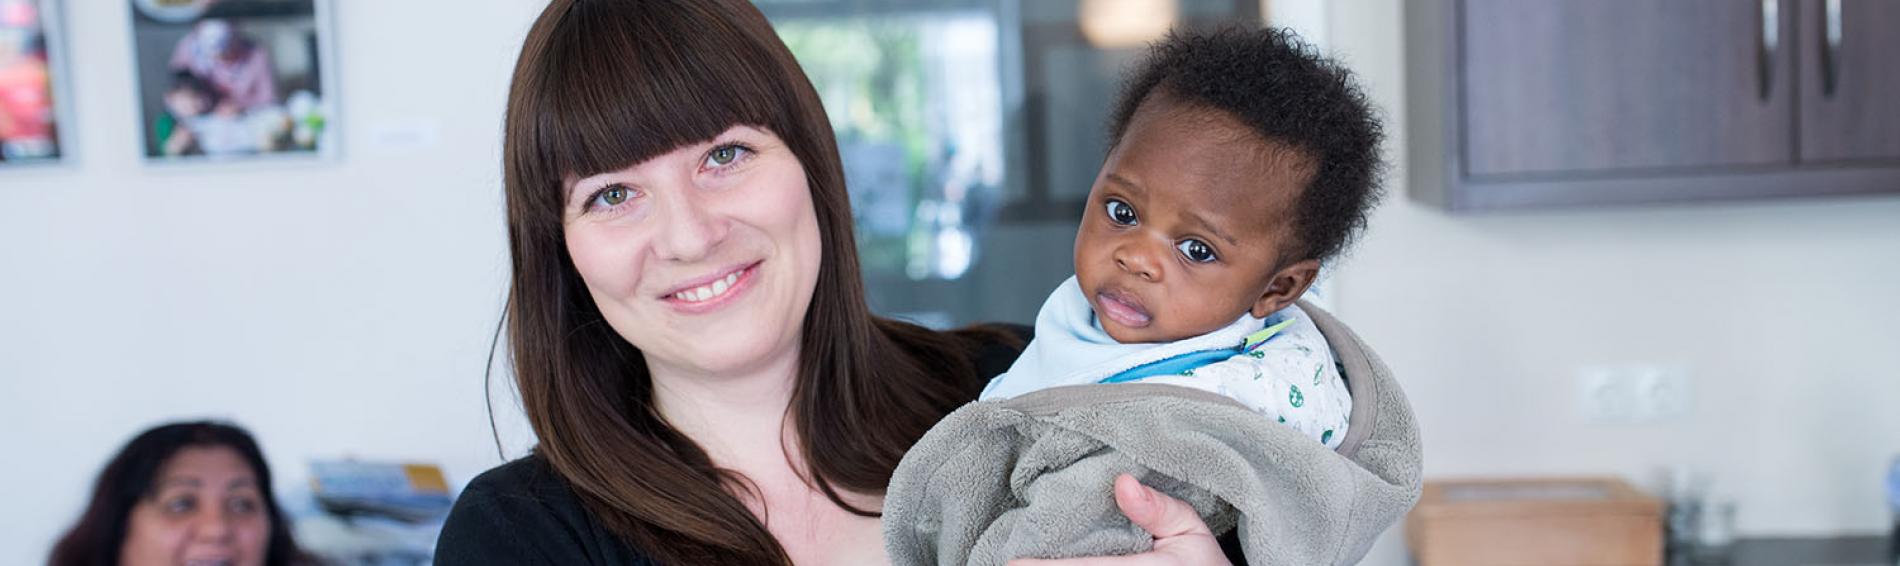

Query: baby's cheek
[1170,290,1239,336]
[1073,252,1107,288]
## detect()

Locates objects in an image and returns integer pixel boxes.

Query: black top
[435,453,654,565]
[433,324,1247,565]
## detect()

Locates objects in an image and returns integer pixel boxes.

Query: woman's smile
[659,261,762,314]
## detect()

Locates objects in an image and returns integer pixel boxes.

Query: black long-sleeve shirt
[433,325,1247,564]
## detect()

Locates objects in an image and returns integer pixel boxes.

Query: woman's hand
[1007,474,1233,566]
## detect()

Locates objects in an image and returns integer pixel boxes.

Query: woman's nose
[191,509,235,543]
[652,191,729,262]
[1113,241,1161,282]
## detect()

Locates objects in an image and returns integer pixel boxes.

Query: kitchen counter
[1673,535,1891,566]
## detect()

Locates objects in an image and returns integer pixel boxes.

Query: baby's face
[1074,97,1313,343]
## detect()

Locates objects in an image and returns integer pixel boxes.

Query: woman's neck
[647,349,803,470]
[646,346,889,565]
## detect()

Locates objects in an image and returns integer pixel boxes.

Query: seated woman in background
[49,421,309,566]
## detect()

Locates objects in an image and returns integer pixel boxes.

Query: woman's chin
[655,322,799,378]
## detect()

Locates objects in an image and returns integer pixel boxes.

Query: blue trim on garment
[1098,347,1242,383]
[1099,317,1297,384]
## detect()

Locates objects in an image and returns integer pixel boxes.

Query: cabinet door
[1799,0,1900,164]
[1461,0,1795,177]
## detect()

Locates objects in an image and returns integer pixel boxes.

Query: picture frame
[0,0,70,167]
[128,0,336,163]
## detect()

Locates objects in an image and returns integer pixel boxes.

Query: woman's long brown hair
[501,1,1008,563]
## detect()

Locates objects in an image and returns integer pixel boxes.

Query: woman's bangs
[530,2,792,184]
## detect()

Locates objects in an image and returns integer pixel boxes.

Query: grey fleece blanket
[883,302,1422,565]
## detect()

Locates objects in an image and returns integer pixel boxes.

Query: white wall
[1322,1,1900,563]
[0,2,544,562]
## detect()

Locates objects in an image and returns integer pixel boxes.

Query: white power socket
[1630,366,1691,421]
[1578,364,1691,424]
[1578,368,1634,423]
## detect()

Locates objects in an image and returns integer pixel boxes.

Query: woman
[49,421,307,566]
[435,0,1235,564]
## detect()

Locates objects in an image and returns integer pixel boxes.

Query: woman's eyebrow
[156,477,203,490]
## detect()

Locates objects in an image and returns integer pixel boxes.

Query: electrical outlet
[1578,364,1691,424]
[1631,365,1691,421]
[1578,367,1635,423]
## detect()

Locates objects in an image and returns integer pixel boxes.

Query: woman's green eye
[599,186,628,207]
[707,145,747,167]
[1177,239,1217,263]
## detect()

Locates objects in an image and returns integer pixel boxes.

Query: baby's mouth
[1094,288,1152,329]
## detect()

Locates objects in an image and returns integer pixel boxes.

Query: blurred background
[2,0,1896,564]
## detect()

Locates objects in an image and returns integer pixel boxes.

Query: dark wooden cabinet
[1406,0,1900,211]
[1461,0,1793,176]
[1798,0,1900,164]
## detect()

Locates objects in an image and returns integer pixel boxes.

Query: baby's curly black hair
[1108,26,1385,264]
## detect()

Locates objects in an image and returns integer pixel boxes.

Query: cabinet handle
[1759,0,1780,101]
[1823,0,1843,97]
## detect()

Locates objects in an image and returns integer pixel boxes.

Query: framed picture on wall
[0,0,68,166]
[129,0,334,162]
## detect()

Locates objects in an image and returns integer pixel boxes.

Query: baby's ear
[1250,259,1321,318]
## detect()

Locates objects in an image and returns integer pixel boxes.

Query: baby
[885,28,1403,566]
[979,25,1385,450]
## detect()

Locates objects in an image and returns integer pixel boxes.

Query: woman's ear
[1250,259,1321,318]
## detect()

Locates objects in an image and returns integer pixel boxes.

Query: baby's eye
[704,144,750,168]
[592,184,633,209]
[1177,239,1217,263]
[1104,199,1138,226]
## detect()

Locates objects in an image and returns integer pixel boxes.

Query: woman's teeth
[673,271,741,303]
